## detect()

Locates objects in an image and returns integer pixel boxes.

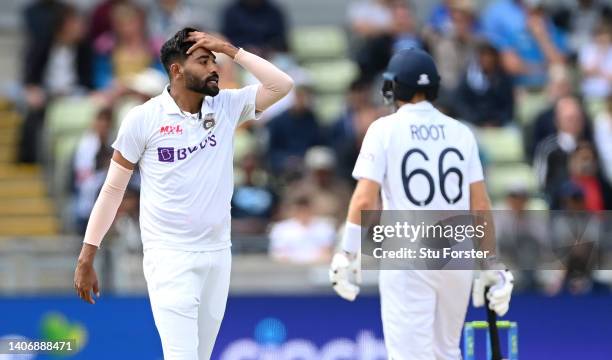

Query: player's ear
[169,63,183,79]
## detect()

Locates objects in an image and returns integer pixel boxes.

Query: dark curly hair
[160,27,199,76]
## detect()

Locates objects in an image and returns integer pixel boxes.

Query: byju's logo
[156,135,217,163]
[158,147,175,162]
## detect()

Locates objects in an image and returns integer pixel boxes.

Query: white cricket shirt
[353,101,484,211]
[112,84,259,251]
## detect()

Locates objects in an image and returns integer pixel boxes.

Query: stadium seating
[290,26,349,61]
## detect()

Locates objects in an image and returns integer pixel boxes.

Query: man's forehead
[188,47,216,59]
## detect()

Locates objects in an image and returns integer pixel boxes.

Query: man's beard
[185,72,220,96]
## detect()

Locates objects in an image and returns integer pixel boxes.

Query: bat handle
[485,286,504,360]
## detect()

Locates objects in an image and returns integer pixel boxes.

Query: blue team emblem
[203,113,216,130]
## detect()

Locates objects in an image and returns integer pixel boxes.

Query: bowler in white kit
[74,28,293,359]
[330,48,514,359]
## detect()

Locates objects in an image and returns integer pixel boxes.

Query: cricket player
[329,48,514,359]
[73,28,293,359]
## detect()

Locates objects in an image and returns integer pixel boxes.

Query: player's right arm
[74,107,144,304]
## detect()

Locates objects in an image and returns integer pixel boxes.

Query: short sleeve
[352,122,386,184]
[467,130,484,184]
[111,106,146,164]
[222,84,260,126]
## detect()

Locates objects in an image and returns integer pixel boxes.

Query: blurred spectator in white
[221,0,288,56]
[74,144,113,234]
[566,142,612,211]
[481,0,567,89]
[534,96,587,208]
[594,96,612,184]
[89,0,130,42]
[552,0,612,54]
[20,2,92,163]
[348,0,394,38]
[269,196,335,264]
[527,65,577,161]
[148,0,202,54]
[453,42,514,127]
[284,146,352,225]
[93,2,161,90]
[73,107,113,192]
[232,153,278,235]
[265,85,324,175]
[328,78,382,180]
[578,22,612,100]
[424,0,480,93]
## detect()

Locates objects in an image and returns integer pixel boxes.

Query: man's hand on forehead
[186,31,238,59]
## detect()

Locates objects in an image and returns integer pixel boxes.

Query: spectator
[594,95,612,183]
[266,85,323,175]
[534,96,587,208]
[20,3,92,163]
[221,0,288,56]
[268,196,335,264]
[328,78,382,180]
[284,146,353,225]
[481,0,567,89]
[389,1,423,53]
[578,22,612,100]
[89,0,129,43]
[454,42,514,127]
[424,0,480,93]
[73,107,114,193]
[148,0,203,54]
[347,0,394,38]
[23,0,64,44]
[566,142,612,211]
[93,2,161,90]
[231,153,278,235]
[552,0,612,53]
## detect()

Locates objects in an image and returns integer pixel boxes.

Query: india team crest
[202,113,216,130]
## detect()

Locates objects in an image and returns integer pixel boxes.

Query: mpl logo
[219,318,387,360]
[160,124,183,135]
[157,135,217,163]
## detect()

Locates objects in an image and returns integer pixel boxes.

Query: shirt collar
[160,85,205,116]
[397,101,434,113]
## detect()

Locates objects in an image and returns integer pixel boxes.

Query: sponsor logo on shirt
[159,124,183,136]
[156,135,217,162]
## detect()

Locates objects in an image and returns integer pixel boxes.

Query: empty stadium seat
[476,127,525,164]
[304,59,358,94]
[486,163,539,201]
[290,26,348,60]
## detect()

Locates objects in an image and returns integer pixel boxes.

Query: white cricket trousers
[143,247,232,360]
[379,270,473,360]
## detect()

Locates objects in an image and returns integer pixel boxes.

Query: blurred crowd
[10,0,612,293]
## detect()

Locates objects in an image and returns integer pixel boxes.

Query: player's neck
[169,86,204,114]
[396,94,427,108]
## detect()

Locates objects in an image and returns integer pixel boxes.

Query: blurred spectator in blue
[266,85,324,175]
[454,42,514,127]
[284,146,352,226]
[231,153,278,235]
[221,0,288,56]
[594,96,612,184]
[552,0,612,54]
[328,78,380,180]
[428,0,481,35]
[578,22,612,100]
[534,96,587,208]
[349,0,423,80]
[19,3,92,163]
[93,2,162,90]
[73,107,113,196]
[89,0,129,42]
[148,0,203,54]
[424,0,480,94]
[269,196,335,264]
[566,142,612,211]
[75,144,113,234]
[481,0,567,89]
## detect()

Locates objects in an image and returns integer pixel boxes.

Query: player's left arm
[186,31,294,112]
